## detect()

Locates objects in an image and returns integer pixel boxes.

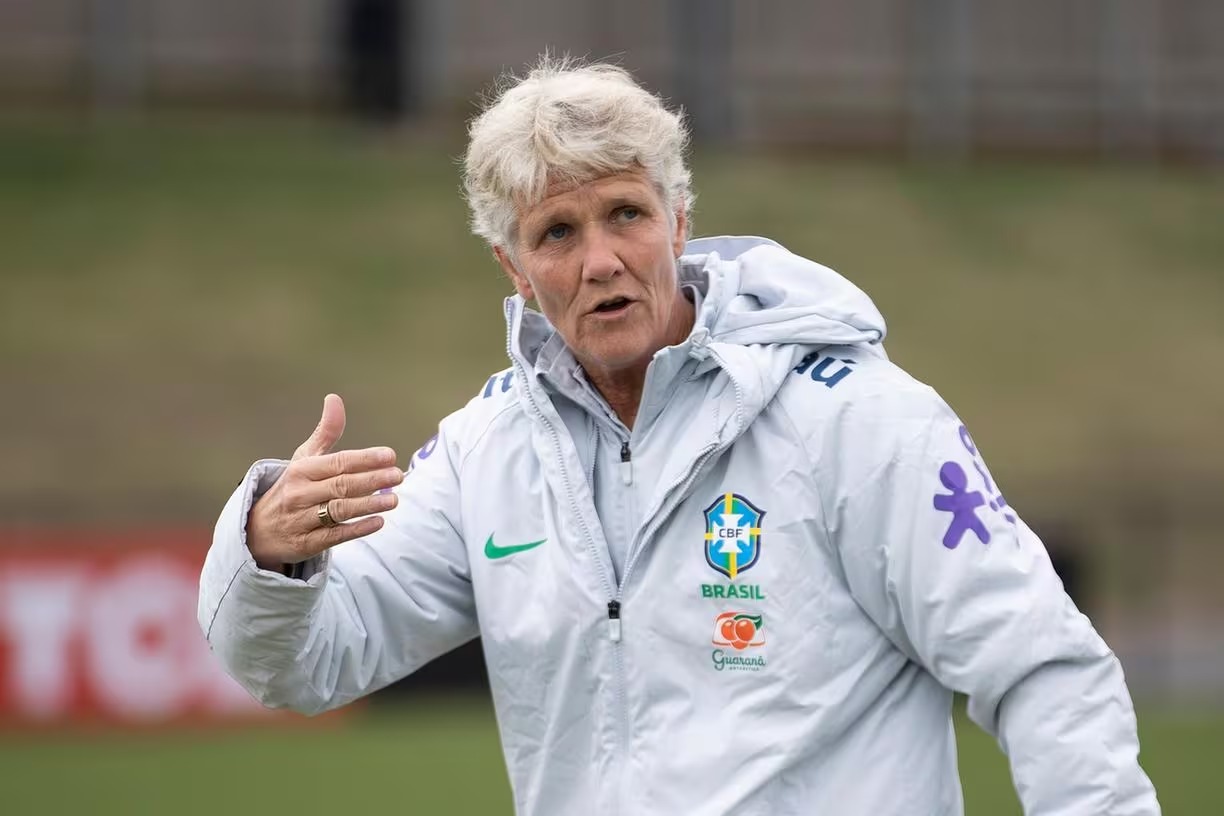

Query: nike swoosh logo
[484,534,546,560]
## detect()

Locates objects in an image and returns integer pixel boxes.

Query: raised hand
[246,394,404,570]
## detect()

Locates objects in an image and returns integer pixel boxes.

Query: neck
[584,292,695,429]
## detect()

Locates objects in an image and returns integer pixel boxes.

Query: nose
[580,226,623,283]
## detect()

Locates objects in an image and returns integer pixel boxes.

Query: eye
[615,206,640,223]
[544,223,571,242]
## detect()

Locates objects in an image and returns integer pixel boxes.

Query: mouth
[589,296,634,317]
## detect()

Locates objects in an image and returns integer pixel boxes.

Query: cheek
[530,272,577,317]
[640,253,677,296]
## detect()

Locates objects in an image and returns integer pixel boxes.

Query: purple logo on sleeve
[932,461,991,549]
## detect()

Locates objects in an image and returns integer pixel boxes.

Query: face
[495,171,690,379]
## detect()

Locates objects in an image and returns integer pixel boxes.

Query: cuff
[244,459,329,582]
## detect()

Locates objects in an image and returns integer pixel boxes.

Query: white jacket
[199,237,1159,815]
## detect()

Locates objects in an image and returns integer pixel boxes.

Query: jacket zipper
[504,301,624,813]
[589,423,600,486]
[607,599,622,642]
[620,441,633,485]
[593,357,743,811]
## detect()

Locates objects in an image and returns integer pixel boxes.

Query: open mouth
[592,296,632,315]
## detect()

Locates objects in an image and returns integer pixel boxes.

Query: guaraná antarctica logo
[711,611,766,672]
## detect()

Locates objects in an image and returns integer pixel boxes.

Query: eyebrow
[604,194,650,211]
[524,190,652,234]
[523,205,576,234]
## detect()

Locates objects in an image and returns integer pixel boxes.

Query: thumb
[294,393,346,459]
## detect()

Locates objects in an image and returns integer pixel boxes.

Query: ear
[671,204,688,258]
[494,246,534,300]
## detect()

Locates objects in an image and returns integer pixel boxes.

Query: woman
[200,57,1158,815]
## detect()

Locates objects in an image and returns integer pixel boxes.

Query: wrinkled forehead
[514,168,666,227]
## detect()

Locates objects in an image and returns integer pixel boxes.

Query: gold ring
[317,501,339,528]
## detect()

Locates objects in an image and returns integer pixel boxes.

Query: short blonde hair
[463,56,693,249]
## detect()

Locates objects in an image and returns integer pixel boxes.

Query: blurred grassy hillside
[2,118,1222,522]
[0,699,1215,815]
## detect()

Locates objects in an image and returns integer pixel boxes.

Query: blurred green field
[1,118,1221,813]
[2,118,1222,523]
[0,699,1212,814]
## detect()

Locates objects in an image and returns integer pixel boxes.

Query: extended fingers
[307,466,403,503]
[297,446,397,480]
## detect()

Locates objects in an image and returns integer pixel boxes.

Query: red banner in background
[0,529,304,728]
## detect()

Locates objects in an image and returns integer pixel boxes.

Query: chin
[571,322,663,372]
[586,347,654,372]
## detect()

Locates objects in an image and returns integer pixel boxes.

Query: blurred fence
[2,0,1222,159]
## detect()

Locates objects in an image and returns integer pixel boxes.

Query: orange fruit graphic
[720,618,738,641]
[713,612,764,650]
[733,618,756,643]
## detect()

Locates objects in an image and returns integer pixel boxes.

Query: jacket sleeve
[197,421,477,715]
[825,388,1160,815]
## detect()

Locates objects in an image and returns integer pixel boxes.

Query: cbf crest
[703,493,765,580]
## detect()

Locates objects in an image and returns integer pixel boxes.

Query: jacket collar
[512,284,708,436]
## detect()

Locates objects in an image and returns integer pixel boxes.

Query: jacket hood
[681,235,887,357]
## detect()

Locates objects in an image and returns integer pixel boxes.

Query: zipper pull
[620,441,633,486]
[607,600,622,642]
